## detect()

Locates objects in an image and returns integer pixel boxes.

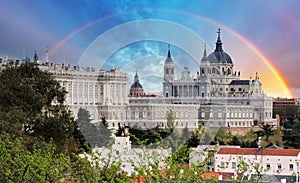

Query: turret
[163,44,174,82]
[200,43,210,76]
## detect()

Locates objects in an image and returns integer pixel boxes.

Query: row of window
[220,162,294,171]
[201,112,253,119]
[125,111,196,119]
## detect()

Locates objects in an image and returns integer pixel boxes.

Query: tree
[200,130,211,145]
[0,62,75,152]
[258,124,274,141]
[76,108,111,148]
[0,134,130,182]
[187,125,203,147]
[166,109,175,133]
[229,136,240,146]
[213,129,233,145]
[283,121,300,148]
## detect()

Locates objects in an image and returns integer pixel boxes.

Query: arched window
[201,69,205,74]
[227,68,231,75]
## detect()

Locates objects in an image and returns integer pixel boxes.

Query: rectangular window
[220,162,225,168]
[266,163,270,170]
[278,163,282,170]
[232,162,236,169]
[289,164,294,171]
[127,111,131,118]
[143,111,147,118]
[218,112,222,118]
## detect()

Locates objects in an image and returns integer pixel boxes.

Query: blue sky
[0,0,299,97]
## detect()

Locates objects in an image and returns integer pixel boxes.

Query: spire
[203,43,207,57]
[167,44,171,58]
[201,43,208,61]
[134,70,139,83]
[215,28,223,52]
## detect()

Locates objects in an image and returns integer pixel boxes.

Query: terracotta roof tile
[200,172,221,180]
[217,147,300,156]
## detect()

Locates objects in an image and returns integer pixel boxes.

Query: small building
[190,145,240,172]
[93,136,170,176]
[214,147,300,181]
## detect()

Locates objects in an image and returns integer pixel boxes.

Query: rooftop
[216,147,300,156]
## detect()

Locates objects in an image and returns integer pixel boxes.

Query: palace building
[0,29,274,130]
[46,29,274,130]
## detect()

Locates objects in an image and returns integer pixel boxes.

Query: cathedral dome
[207,29,233,64]
[207,51,232,64]
[130,81,143,89]
[129,71,145,97]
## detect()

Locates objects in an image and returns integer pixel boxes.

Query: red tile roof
[217,147,300,156]
[200,172,221,180]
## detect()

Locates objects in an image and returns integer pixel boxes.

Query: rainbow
[179,10,293,98]
[50,9,293,98]
[49,14,114,53]
[228,31,293,98]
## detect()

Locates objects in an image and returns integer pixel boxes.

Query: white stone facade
[162,30,273,127]
[94,136,170,176]
[214,147,300,177]
[28,29,275,130]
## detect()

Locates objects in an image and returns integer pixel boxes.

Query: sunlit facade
[0,29,275,130]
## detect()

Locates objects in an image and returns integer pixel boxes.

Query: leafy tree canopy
[75,107,111,149]
[0,62,75,152]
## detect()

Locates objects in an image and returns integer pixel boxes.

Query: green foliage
[0,62,75,152]
[273,105,298,119]
[168,144,191,164]
[258,124,275,141]
[239,129,258,148]
[187,125,204,147]
[0,134,129,182]
[283,121,300,148]
[75,108,111,148]
[213,129,233,145]
[166,109,175,132]
[134,153,207,183]
[0,134,67,182]
[213,127,284,148]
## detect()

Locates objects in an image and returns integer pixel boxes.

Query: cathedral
[0,29,274,130]
[160,29,273,127]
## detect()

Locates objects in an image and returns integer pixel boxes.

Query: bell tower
[164,44,174,82]
[163,44,174,97]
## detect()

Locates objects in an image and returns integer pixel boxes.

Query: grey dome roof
[131,81,143,89]
[207,29,233,64]
[207,51,232,64]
